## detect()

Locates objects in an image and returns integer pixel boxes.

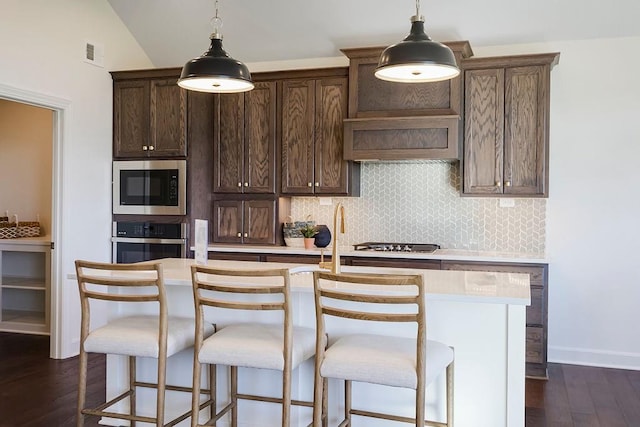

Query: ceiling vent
[84,40,104,67]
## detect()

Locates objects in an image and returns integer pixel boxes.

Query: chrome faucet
[319,202,345,274]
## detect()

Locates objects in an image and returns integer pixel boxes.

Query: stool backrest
[313,271,426,385]
[75,260,167,341]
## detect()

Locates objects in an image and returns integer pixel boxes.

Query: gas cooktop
[353,242,440,253]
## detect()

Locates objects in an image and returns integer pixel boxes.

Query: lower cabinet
[0,240,51,335]
[212,199,277,245]
[441,260,548,379]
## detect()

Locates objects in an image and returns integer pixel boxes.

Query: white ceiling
[107,0,640,68]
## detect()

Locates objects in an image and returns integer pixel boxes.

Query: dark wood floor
[2,332,640,426]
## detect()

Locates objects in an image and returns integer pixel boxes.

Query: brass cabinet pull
[237,182,242,187]
[244,182,249,187]
[496,181,502,187]
[307,182,312,187]
[505,181,511,187]
[315,182,320,187]
[142,145,148,151]
[236,232,241,238]
[149,146,155,151]
[243,232,248,238]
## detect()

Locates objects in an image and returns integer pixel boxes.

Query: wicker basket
[0,222,17,239]
[17,221,41,238]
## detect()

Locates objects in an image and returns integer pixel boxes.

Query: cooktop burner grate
[353,242,440,253]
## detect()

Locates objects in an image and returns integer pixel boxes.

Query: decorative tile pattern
[290,161,545,254]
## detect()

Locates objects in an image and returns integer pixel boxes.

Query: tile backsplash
[290,161,546,254]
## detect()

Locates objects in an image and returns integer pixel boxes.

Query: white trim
[505,305,526,427]
[549,345,640,370]
[0,82,70,359]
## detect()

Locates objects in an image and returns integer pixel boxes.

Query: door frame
[0,83,69,358]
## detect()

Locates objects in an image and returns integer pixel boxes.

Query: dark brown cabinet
[462,53,559,196]
[112,72,187,158]
[213,81,277,193]
[441,260,548,379]
[212,199,277,245]
[280,75,359,196]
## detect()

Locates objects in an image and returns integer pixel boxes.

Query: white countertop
[158,258,531,305]
[204,244,548,264]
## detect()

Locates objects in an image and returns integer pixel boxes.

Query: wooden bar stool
[190,265,317,427]
[75,260,214,427]
[312,271,454,427]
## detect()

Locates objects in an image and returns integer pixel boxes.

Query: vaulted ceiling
[108,0,640,68]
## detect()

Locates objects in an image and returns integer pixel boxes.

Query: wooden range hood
[340,41,473,161]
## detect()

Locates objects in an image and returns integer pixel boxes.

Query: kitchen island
[99,258,530,427]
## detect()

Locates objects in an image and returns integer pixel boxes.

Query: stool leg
[130,356,136,427]
[210,364,217,427]
[446,362,454,427]
[231,366,238,427]
[282,362,291,427]
[76,347,88,427]
[344,380,352,426]
[156,352,167,427]
[322,377,328,427]
[191,351,202,427]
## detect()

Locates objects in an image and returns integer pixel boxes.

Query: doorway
[0,83,69,358]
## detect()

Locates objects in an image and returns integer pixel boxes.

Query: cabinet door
[245,81,277,193]
[212,200,243,243]
[281,79,315,194]
[243,200,276,245]
[504,65,547,196]
[314,77,349,194]
[149,78,187,157]
[214,93,245,193]
[463,68,505,195]
[113,80,150,158]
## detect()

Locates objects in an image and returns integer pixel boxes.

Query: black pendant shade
[375,17,459,83]
[178,36,254,93]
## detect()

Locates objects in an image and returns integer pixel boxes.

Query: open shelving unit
[0,238,51,335]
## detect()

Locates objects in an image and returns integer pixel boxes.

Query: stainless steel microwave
[113,160,186,215]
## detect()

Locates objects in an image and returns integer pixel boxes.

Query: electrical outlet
[499,198,516,208]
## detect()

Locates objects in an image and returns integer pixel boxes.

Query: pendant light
[375,0,459,83]
[178,0,253,93]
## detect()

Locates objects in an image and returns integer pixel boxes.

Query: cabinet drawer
[349,257,441,270]
[526,326,545,364]
[208,252,262,262]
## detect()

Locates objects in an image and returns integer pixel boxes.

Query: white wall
[0,0,152,357]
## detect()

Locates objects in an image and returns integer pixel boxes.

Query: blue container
[314,225,332,248]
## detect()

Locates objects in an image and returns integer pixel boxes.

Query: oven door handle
[111,237,186,244]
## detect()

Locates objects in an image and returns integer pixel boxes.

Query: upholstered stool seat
[199,323,316,370]
[320,334,454,390]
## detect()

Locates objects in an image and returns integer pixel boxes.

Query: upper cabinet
[462,53,559,197]
[340,43,473,161]
[213,81,277,194]
[280,71,360,196]
[112,70,187,159]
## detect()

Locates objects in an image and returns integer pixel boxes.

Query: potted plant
[299,224,318,249]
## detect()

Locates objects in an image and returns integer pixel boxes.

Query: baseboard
[549,345,640,370]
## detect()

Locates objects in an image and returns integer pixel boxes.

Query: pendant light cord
[211,0,222,38]
[416,0,421,17]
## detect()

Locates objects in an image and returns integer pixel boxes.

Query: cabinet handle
[315,182,320,187]
[237,182,242,187]
[142,145,148,151]
[244,232,248,238]
[244,182,249,187]
[505,181,511,187]
[496,181,502,187]
[149,145,155,151]
[236,232,241,238]
[307,182,312,187]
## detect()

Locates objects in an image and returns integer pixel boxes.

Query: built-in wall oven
[113,160,187,215]
[112,221,187,263]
